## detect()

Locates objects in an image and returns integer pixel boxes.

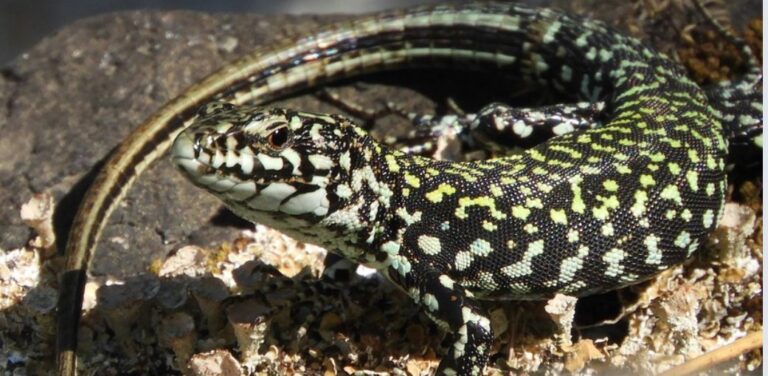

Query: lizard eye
[266,126,290,150]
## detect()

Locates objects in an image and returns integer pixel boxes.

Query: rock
[188,349,243,376]
[0,10,350,278]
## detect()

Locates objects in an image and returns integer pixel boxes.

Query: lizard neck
[310,125,419,262]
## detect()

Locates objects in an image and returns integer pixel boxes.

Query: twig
[659,331,763,376]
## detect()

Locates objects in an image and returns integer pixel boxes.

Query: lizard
[57,2,762,375]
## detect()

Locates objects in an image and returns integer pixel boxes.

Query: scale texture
[54,2,761,375]
[170,3,761,374]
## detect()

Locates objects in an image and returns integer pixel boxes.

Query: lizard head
[171,102,362,225]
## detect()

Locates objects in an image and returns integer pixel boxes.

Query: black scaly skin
[393,76,762,162]
[705,76,762,167]
[169,3,761,375]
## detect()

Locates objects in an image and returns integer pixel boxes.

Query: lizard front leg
[390,101,605,157]
[387,228,494,376]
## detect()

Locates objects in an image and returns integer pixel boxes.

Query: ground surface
[0,0,762,374]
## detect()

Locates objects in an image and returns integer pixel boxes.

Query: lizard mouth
[171,127,322,216]
[171,128,268,202]
[172,102,335,217]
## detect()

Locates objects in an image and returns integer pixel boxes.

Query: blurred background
[0,0,454,66]
[1,1,757,68]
